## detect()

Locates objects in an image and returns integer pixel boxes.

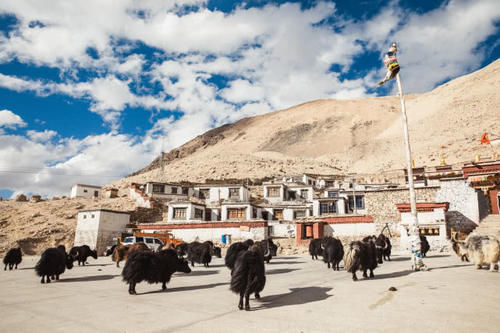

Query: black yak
[309,238,323,260]
[230,244,266,311]
[187,241,214,267]
[452,233,499,271]
[105,244,117,256]
[420,235,430,257]
[122,249,191,295]
[322,237,344,270]
[69,245,98,266]
[112,242,150,268]
[225,239,254,270]
[175,242,189,258]
[375,234,392,263]
[3,247,22,270]
[344,240,377,281]
[255,238,277,264]
[35,245,74,284]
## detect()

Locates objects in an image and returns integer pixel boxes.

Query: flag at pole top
[480,132,491,145]
[377,42,400,87]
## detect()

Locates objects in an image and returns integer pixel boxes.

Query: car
[122,235,164,251]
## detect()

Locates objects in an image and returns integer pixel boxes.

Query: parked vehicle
[122,236,164,251]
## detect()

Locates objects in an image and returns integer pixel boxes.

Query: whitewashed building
[144,182,192,200]
[168,201,206,222]
[70,184,102,198]
[74,209,130,254]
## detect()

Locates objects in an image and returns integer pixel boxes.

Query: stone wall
[365,187,438,231]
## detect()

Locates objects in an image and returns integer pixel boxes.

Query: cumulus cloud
[0,0,498,195]
[0,109,27,129]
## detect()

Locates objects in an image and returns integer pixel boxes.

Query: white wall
[74,210,130,254]
[70,185,101,198]
[268,222,296,238]
[323,223,376,236]
[169,226,267,243]
[436,179,480,224]
[263,184,285,203]
[286,186,314,201]
[194,186,250,203]
[130,187,152,208]
[168,203,205,222]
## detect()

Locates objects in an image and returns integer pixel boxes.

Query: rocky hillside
[115,59,500,187]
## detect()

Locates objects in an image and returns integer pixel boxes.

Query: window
[300,189,308,199]
[328,191,338,198]
[173,208,187,219]
[91,214,95,218]
[205,209,212,221]
[288,191,296,200]
[154,239,162,244]
[135,237,144,242]
[199,189,210,199]
[320,202,336,215]
[267,187,280,197]
[194,208,204,219]
[253,208,258,218]
[348,195,365,210]
[171,187,178,194]
[294,210,306,218]
[262,211,269,220]
[325,181,334,187]
[274,209,283,220]
[182,187,189,195]
[94,190,99,197]
[83,189,88,193]
[228,208,246,219]
[229,188,240,199]
[153,184,165,193]
[420,227,440,236]
[145,238,153,244]
[83,215,87,219]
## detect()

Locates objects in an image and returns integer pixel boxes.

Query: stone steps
[474,214,500,236]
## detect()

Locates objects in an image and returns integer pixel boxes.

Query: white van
[122,236,164,251]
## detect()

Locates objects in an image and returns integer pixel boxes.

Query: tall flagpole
[395,71,426,271]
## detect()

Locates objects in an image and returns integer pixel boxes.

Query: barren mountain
[118,59,500,187]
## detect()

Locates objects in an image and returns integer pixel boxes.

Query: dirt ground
[1,252,499,333]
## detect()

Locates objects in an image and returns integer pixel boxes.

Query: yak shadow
[267,261,303,265]
[254,287,332,310]
[266,268,300,275]
[58,274,119,283]
[206,264,226,268]
[74,263,114,267]
[427,263,471,271]
[178,270,219,277]
[274,256,300,260]
[372,270,415,280]
[387,256,411,262]
[19,267,35,270]
[425,254,452,258]
[138,282,228,295]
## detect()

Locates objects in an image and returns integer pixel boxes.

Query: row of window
[199,188,240,200]
[267,187,310,199]
[152,184,190,195]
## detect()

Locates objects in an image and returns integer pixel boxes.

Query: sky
[0,0,499,198]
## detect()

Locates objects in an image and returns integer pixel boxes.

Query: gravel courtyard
[1,253,499,333]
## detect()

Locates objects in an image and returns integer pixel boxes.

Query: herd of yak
[3,231,500,310]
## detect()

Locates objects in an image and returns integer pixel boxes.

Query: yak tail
[343,247,357,273]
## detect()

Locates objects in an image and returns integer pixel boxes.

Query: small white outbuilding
[70,184,102,198]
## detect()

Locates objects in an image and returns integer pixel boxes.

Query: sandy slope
[116,59,500,188]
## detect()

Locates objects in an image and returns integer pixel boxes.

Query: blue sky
[0,0,499,198]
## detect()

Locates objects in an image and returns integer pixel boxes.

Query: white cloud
[0,109,27,129]
[27,129,57,142]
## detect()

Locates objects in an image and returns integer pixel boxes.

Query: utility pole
[396,72,426,271]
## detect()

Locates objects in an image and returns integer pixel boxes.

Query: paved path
[1,253,499,332]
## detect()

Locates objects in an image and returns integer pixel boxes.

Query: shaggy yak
[230,244,266,311]
[112,242,150,268]
[452,233,500,271]
[225,239,255,270]
[105,245,117,256]
[255,238,278,263]
[3,247,22,270]
[69,245,98,266]
[309,238,323,260]
[420,235,430,257]
[373,234,392,263]
[344,240,378,281]
[122,249,191,295]
[186,241,216,267]
[322,237,344,270]
[35,245,74,284]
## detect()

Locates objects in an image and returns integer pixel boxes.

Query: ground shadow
[267,261,303,265]
[205,264,226,268]
[138,282,228,295]
[425,254,452,258]
[274,256,300,260]
[178,270,219,276]
[372,270,415,280]
[253,287,332,310]
[266,268,300,275]
[427,264,471,271]
[387,257,411,262]
[58,274,119,283]
[19,267,35,270]
[74,263,114,267]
